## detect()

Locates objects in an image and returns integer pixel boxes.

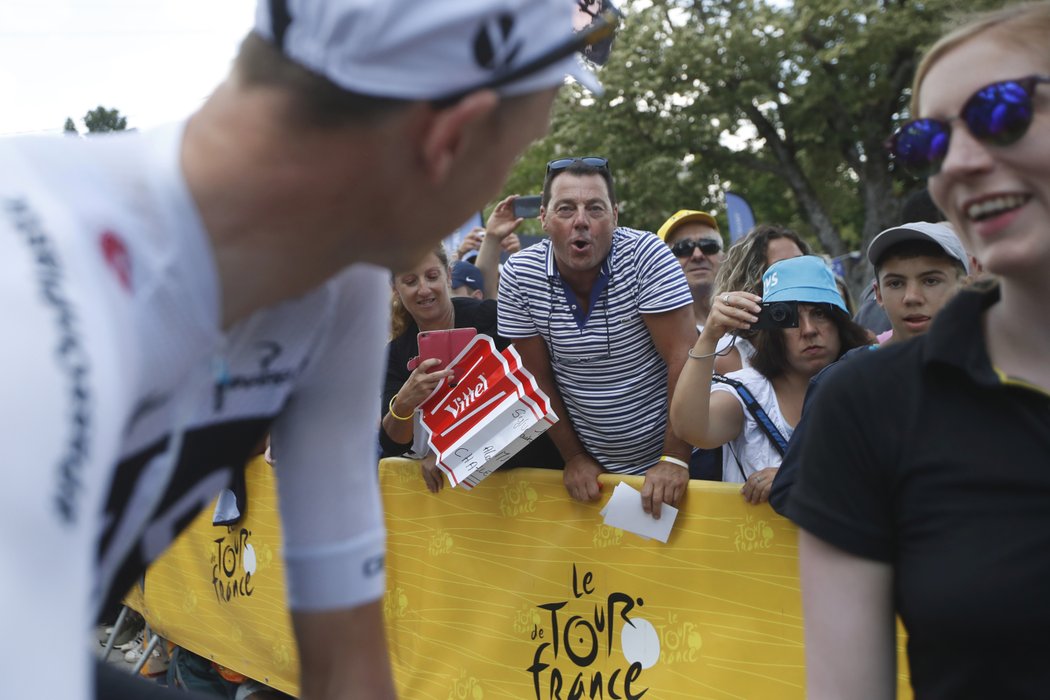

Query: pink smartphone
[406,328,477,374]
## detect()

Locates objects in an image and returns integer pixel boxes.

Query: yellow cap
[657,209,720,241]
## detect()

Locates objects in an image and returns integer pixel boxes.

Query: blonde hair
[389,244,451,340]
[714,224,812,298]
[912,2,1050,113]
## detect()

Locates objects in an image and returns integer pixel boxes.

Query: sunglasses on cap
[546,156,610,175]
[886,75,1050,178]
[670,238,721,258]
[433,1,622,107]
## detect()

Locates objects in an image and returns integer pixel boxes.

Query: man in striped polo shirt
[497,157,696,517]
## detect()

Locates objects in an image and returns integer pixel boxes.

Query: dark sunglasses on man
[885,74,1050,178]
[670,238,722,258]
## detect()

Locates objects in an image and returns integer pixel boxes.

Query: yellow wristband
[388,394,413,421]
[660,455,689,470]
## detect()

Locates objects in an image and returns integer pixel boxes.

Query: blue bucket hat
[761,256,847,313]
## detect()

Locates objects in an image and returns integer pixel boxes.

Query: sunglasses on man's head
[670,238,721,258]
[886,75,1050,178]
[546,156,610,175]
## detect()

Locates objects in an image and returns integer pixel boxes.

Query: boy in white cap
[866,221,971,344]
[0,2,620,698]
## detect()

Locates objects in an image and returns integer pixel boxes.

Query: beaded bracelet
[388,394,413,421]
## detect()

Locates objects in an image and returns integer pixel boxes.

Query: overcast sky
[0,0,255,136]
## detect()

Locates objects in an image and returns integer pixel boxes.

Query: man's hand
[563,453,604,502]
[740,467,778,505]
[641,459,690,519]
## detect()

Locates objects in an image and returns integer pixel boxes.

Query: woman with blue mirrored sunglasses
[887,74,1050,177]
[797,3,1050,699]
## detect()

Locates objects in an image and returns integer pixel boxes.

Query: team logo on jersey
[213,341,297,412]
[100,231,132,292]
[472,14,523,72]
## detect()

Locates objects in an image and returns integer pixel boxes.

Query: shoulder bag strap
[712,374,789,457]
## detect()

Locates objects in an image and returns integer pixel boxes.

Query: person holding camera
[469,194,534,300]
[710,224,811,374]
[670,255,869,502]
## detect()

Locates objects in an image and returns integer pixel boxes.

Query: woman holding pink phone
[380,244,561,492]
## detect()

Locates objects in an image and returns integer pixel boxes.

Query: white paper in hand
[601,482,678,543]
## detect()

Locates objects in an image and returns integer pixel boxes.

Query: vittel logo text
[443,374,489,420]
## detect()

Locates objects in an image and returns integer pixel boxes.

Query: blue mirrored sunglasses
[886,75,1050,178]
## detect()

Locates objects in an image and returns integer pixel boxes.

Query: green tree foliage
[64,106,129,135]
[500,0,1003,292]
[83,106,128,133]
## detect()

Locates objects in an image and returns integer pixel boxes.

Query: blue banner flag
[725,192,756,243]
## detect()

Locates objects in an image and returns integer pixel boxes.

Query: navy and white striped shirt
[498,227,692,474]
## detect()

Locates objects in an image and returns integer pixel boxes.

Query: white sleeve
[0,204,124,700]
[268,265,390,611]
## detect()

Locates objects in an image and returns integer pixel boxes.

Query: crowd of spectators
[380,7,1050,697]
[385,156,976,511]
[32,0,1043,697]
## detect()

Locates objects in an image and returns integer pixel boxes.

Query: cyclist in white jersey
[0,1,620,697]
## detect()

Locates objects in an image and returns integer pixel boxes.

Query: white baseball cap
[254,0,618,101]
[867,221,971,275]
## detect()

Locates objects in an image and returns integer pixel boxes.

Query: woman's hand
[420,453,444,493]
[485,195,524,241]
[741,467,778,505]
[701,290,762,344]
[392,358,455,417]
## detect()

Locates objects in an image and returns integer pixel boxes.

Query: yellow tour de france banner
[130,457,912,699]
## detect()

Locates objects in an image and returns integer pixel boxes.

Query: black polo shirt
[787,284,1050,699]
